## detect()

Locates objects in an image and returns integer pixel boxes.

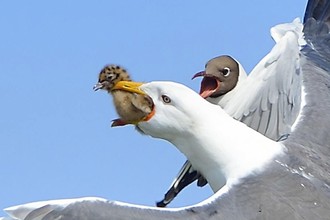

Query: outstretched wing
[216,1,330,143]
[286,0,330,183]
[224,18,304,141]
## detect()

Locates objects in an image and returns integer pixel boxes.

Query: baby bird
[93,65,153,127]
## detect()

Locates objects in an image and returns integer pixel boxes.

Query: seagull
[93,64,153,127]
[157,55,249,206]
[158,5,309,208]
[123,81,285,192]
[2,0,330,219]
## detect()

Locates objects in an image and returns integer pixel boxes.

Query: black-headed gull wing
[223,19,304,141]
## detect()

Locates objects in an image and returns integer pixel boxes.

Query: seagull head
[112,80,213,140]
[192,55,245,99]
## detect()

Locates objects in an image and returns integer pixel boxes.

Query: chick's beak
[112,81,146,94]
[93,82,104,91]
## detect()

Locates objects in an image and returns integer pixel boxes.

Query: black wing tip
[303,0,330,57]
[156,200,167,208]
[304,0,330,26]
[197,176,208,187]
[155,188,178,208]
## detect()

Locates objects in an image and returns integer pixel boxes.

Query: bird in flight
[2,0,330,219]
[158,16,306,207]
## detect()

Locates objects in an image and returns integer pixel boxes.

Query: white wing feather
[224,18,305,140]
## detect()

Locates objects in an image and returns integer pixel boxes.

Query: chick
[93,65,153,127]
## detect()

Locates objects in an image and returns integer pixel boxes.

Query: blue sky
[0,0,307,214]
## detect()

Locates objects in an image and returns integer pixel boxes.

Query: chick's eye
[106,75,114,80]
[161,95,171,103]
[223,67,231,77]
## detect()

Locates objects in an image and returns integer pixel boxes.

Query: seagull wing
[3,163,330,220]
[224,19,304,141]
[285,0,330,184]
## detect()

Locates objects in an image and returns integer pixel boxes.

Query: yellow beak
[112,81,146,94]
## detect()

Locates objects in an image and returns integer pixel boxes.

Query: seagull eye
[223,67,231,77]
[161,95,171,103]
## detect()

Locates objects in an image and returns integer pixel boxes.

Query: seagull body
[94,65,153,126]
[135,81,284,192]
[159,14,306,207]
[2,0,330,219]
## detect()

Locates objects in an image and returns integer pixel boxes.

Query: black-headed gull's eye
[223,67,231,77]
[161,95,171,103]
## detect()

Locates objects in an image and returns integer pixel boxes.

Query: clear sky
[0,0,307,215]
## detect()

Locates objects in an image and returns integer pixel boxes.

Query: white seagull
[158,12,305,208]
[2,0,330,219]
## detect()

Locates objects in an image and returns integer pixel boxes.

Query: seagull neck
[170,110,284,192]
